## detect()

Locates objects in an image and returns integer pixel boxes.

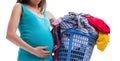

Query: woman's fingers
[33,46,51,58]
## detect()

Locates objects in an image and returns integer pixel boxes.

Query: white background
[0,0,120,61]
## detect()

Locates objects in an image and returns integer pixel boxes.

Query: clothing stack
[52,12,110,61]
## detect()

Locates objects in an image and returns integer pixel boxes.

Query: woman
[6,0,55,61]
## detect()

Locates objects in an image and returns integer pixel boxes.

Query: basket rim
[62,28,97,39]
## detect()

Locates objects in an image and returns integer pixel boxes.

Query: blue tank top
[18,4,54,61]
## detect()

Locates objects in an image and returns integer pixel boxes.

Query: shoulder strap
[17,3,25,16]
[43,10,49,18]
[19,3,28,16]
[15,3,24,17]
[21,3,25,14]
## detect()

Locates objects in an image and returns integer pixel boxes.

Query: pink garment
[51,25,60,61]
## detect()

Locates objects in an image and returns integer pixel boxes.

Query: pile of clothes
[52,12,110,61]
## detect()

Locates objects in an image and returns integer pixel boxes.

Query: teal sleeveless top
[18,4,54,61]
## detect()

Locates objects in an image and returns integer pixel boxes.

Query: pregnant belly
[21,33,54,52]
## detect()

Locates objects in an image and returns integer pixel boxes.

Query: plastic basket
[58,28,97,61]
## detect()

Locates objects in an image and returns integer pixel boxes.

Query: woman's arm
[6,3,50,58]
[6,3,34,52]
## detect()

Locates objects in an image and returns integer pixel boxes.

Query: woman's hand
[47,11,56,25]
[31,46,50,58]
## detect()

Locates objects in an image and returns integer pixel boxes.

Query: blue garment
[18,3,54,61]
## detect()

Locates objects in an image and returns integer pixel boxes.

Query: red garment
[51,25,60,61]
[84,16,110,33]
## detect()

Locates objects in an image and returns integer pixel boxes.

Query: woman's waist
[20,30,53,39]
[21,37,53,47]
